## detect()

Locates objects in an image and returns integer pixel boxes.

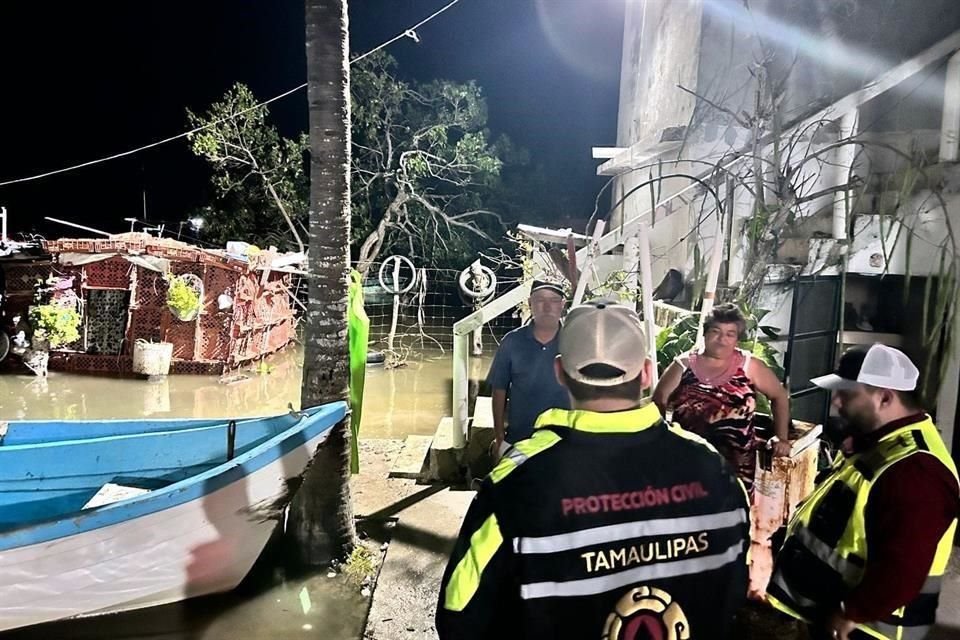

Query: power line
[0,83,307,188]
[351,0,460,64]
[0,0,464,190]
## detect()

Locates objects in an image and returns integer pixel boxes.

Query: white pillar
[833,110,859,240]
[451,332,469,448]
[940,51,960,163]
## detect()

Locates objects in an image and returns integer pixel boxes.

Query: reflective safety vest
[767,416,958,640]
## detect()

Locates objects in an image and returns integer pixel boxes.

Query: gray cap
[558,299,648,387]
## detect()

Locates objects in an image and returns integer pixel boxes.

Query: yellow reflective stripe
[489,429,562,484]
[855,622,896,639]
[534,403,662,433]
[443,514,503,612]
[766,590,811,624]
[933,520,957,574]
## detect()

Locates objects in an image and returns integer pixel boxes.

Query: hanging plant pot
[165,273,203,322]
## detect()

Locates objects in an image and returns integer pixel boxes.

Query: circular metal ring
[458,264,497,299]
[378,255,417,295]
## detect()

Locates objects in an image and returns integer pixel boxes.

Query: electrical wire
[351,0,460,64]
[0,0,464,189]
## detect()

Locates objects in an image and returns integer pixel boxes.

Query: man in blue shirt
[487,281,570,450]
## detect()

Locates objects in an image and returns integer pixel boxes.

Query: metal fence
[360,263,522,354]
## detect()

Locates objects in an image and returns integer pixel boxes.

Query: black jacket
[436,404,750,639]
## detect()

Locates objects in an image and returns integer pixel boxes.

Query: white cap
[558,299,647,387]
[811,343,919,392]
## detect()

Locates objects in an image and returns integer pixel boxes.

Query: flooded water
[0,539,371,640]
[0,345,492,639]
[0,345,491,439]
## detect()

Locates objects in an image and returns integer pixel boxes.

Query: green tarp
[348,270,370,473]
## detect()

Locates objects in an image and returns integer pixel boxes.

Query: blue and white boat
[0,402,347,632]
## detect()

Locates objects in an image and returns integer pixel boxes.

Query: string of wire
[0,0,463,189]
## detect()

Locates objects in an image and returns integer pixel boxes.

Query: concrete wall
[696,0,960,128]
[612,0,960,288]
[616,0,703,148]
[612,1,707,288]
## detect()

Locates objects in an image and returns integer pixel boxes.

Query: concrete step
[388,435,433,480]
[425,417,464,483]
[466,397,496,481]
[472,396,494,431]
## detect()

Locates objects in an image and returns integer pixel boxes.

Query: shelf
[841,331,903,347]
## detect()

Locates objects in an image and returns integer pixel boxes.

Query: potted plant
[27,304,81,350]
[165,273,202,322]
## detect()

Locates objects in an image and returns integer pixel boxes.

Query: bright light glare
[534,0,621,81]
[188,217,205,230]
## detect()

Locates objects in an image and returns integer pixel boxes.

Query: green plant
[343,544,376,588]
[165,274,201,321]
[28,304,81,349]
[656,314,699,373]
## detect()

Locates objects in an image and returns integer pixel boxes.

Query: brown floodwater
[0,345,491,639]
[0,345,490,439]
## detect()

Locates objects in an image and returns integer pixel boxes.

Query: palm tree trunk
[286,0,355,566]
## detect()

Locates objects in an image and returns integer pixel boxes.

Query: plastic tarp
[348,269,370,474]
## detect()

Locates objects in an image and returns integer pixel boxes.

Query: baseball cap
[558,299,647,386]
[811,344,919,392]
[530,280,565,297]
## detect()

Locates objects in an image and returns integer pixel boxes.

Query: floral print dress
[669,349,760,487]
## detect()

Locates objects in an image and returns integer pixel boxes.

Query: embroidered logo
[601,586,690,640]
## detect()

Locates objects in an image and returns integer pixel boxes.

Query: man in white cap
[767,344,960,640]
[437,300,750,639]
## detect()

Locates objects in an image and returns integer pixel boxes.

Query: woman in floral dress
[653,304,792,489]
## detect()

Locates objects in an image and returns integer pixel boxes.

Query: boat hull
[0,404,345,632]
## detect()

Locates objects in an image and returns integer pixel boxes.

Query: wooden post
[696,208,727,348]
[573,220,606,306]
[386,259,401,363]
[470,261,484,357]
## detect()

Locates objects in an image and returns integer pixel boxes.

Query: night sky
[0,1,624,241]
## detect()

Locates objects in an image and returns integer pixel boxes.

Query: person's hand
[825,609,857,639]
[771,439,792,457]
[841,435,855,455]
[489,436,505,461]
